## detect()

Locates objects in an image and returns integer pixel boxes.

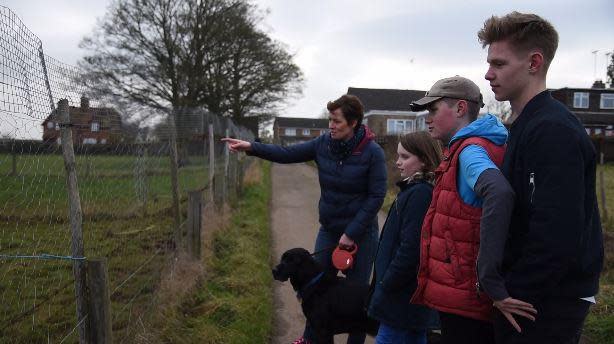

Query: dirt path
[270,163,384,344]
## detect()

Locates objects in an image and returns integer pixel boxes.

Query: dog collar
[296,271,325,301]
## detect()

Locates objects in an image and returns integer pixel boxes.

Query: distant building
[42,96,123,145]
[551,80,614,137]
[273,117,328,145]
[347,87,427,138]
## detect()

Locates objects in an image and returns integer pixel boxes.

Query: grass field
[156,161,273,343]
[0,152,211,343]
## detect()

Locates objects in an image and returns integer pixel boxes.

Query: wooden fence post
[168,111,181,247]
[86,258,112,344]
[223,120,230,206]
[186,190,203,260]
[208,123,215,204]
[58,99,88,344]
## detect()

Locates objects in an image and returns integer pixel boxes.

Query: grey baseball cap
[410,76,485,111]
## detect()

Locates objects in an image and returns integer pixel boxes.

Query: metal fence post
[86,258,112,344]
[58,99,88,344]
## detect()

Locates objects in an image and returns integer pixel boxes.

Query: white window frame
[284,128,296,136]
[573,92,589,108]
[302,128,310,136]
[416,117,426,131]
[83,138,97,144]
[600,93,614,109]
[55,122,60,130]
[387,119,415,135]
[91,122,100,132]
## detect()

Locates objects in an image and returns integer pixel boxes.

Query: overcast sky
[3,0,614,119]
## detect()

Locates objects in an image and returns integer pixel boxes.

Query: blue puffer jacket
[249,126,386,239]
[368,179,439,330]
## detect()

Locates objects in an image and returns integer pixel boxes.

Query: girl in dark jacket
[368,131,441,344]
[223,95,386,344]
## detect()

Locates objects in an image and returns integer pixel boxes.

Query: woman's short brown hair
[478,12,559,71]
[399,131,442,177]
[327,95,364,131]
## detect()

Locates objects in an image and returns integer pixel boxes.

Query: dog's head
[272,248,314,282]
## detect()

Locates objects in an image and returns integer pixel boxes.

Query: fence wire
[0,5,254,343]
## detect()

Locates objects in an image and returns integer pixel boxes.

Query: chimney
[592,79,606,89]
[80,96,90,111]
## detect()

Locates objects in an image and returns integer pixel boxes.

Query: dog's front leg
[313,331,334,344]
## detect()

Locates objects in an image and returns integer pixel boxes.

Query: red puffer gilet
[411,137,505,322]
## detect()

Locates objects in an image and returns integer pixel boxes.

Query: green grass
[584,163,614,343]
[0,153,210,343]
[158,161,273,344]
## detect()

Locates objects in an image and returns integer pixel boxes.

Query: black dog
[272,248,378,344]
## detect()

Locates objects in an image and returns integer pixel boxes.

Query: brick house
[551,80,614,137]
[42,97,123,145]
[273,117,328,145]
[346,87,427,139]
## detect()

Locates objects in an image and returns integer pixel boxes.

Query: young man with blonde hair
[479,12,604,343]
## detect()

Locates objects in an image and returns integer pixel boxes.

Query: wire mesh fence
[0,5,254,343]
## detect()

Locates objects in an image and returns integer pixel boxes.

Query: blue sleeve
[249,137,318,163]
[458,145,499,190]
[380,184,432,292]
[344,145,387,239]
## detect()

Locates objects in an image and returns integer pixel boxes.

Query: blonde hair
[478,12,559,71]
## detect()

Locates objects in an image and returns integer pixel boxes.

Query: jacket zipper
[529,172,535,204]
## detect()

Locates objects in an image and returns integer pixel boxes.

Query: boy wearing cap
[410,76,535,344]
[479,12,603,343]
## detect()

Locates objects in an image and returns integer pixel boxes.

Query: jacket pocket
[444,231,463,285]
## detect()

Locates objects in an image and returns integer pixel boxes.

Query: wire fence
[0,5,254,343]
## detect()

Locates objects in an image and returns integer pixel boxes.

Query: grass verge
[158,161,273,344]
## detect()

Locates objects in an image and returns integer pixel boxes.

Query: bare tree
[607,51,614,88]
[79,0,302,125]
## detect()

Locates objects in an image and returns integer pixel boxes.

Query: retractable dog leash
[332,244,358,271]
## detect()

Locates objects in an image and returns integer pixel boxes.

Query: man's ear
[528,51,544,74]
[456,100,468,118]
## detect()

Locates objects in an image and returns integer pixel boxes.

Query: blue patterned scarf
[329,125,366,161]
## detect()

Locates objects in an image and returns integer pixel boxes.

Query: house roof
[347,87,426,112]
[274,117,328,128]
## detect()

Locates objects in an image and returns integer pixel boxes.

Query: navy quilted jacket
[249,127,386,239]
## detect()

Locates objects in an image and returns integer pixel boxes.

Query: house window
[573,92,589,108]
[387,119,415,135]
[55,122,60,130]
[47,121,54,129]
[595,128,603,135]
[600,94,614,109]
[91,122,100,132]
[302,129,310,136]
[320,129,326,135]
[416,117,426,131]
[100,138,107,144]
[284,128,296,136]
[83,138,97,144]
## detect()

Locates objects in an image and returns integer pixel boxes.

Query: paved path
[270,163,384,344]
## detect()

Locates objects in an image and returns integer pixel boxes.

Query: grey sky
[3,0,614,120]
